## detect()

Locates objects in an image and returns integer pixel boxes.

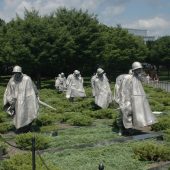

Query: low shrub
[151,115,170,131]
[36,113,57,126]
[149,99,165,111]
[40,125,58,135]
[67,114,93,126]
[161,98,170,106]
[0,122,14,134]
[59,112,74,123]
[15,132,52,150]
[0,112,8,123]
[1,153,60,170]
[163,129,170,142]
[0,141,7,155]
[133,141,170,161]
[155,88,163,92]
[92,109,117,119]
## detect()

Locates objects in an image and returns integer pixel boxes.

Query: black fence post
[32,136,36,170]
[99,163,104,170]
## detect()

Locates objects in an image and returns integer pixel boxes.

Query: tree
[101,25,148,78]
[53,8,105,75]
[149,36,170,77]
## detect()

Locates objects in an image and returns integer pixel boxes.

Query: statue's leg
[116,110,125,136]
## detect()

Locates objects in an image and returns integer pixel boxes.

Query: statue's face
[75,73,79,78]
[98,73,103,78]
[134,68,142,75]
[14,72,22,81]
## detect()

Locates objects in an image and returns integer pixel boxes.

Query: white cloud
[125,17,170,29]
[124,17,170,36]
[1,0,127,22]
[1,0,170,36]
[101,5,125,18]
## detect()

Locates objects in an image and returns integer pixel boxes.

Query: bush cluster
[151,115,170,131]
[163,129,170,142]
[36,113,58,126]
[133,141,170,161]
[59,112,93,126]
[0,112,8,123]
[0,141,7,156]
[1,153,60,170]
[15,132,52,150]
[67,114,93,126]
[40,125,58,136]
[0,122,14,134]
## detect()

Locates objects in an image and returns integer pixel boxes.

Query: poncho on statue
[91,74,97,97]
[66,71,86,99]
[55,74,66,92]
[4,74,39,129]
[114,71,157,129]
[94,72,113,109]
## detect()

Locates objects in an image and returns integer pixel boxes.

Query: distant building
[126,28,155,42]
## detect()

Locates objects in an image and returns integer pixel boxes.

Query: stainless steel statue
[55,72,67,92]
[66,70,86,100]
[3,66,39,131]
[114,62,157,135]
[91,73,97,97]
[93,68,113,108]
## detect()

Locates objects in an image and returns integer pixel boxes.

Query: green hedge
[15,132,52,150]
[133,141,170,161]
[0,141,7,156]
[151,115,170,131]
[36,113,58,126]
[0,122,14,134]
[163,129,170,142]
[67,114,93,126]
[1,153,60,170]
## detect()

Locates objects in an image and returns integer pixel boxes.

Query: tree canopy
[0,7,150,81]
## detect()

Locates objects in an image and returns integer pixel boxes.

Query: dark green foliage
[0,112,8,123]
[1,153,59,170]
[67,114,93,126]
[151,116,170,131]
[36,113,57,126]
[163,129,170,142]
[93,109,118,119]
[0,122,14,134]
[149,100,165,111]
[0,7,149,78]
[148,36,170,72]
[133,141,170,161]
[0,141,7,155]
[59,112,93,126]
[15,132,52,150]
[40,125,58,133]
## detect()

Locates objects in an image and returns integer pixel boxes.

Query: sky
[0,0,170,37]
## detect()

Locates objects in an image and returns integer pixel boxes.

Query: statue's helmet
[12,65,22,73]
[97,68,104,75]
[61,72,64,76]
[132,62,143,71]
[74,70,80,75]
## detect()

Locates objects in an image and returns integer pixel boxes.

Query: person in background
[146,74,151,84]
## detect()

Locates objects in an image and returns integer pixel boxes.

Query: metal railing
[145,80,170,92]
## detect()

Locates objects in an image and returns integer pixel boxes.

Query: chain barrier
[0,134,51,170]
